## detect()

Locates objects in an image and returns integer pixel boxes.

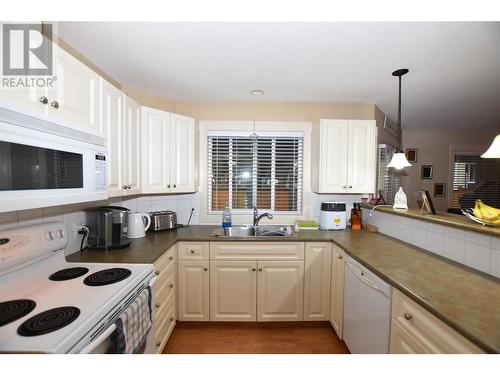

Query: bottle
[222,203,232,228]
[351,203,362,230]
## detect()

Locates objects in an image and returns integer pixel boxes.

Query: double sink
[210,225,295,238]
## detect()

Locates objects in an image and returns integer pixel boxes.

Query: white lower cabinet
[257,261,304,321]
[304,243,331,321]
[210,261,257,321]
[178,261,210,321]
[329,244,345,338]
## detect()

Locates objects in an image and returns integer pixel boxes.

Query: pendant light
[481,134,500,158]
[387,68,412,169]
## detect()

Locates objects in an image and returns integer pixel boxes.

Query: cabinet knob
[122,185,128,189]
[155,303,160,309]
[404,313,413,320]
[50,100,59,109]
[338,255,343,259]
[342,185,347,189]
[156,341,161,348]
[348,185,353,189]
[190,249,195,254]
[169,256,174,261]
[128,185,132,189]
[360,271,365,276]
[252,268,256,271]
[169,283,174,288]
[39,96,48,104]
[169,317,175,322]
[203,267,208,271]
[154,270,160,276]
[167,184,171,188]
[258,268,263,272]
[173,184,176,188]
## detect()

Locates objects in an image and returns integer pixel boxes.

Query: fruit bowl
[461,209,500,227]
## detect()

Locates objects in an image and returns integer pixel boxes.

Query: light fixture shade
[387,151,412,169]
[481,134,500,158]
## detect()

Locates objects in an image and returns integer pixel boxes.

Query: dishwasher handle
[346,261,390,299]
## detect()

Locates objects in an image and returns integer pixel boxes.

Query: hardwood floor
[163,321,350,354]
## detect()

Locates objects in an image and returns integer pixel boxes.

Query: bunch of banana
[473,200,500,225]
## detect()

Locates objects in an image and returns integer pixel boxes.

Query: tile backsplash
[363,209,500,279]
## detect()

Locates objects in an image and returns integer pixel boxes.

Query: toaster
[149,210,177,231]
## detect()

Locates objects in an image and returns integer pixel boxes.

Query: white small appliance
[319,202,347,230]
[128,213,152,239]
[0,107,107,213]
[343,255,392,353]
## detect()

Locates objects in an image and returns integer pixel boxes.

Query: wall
[401,128,496,211]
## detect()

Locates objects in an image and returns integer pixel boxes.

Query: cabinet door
[170,113,196,193]
[304,243,331,321]
[318,120,348,193]
[346,120,376,194]
[141,106,171,193]
[330,245,345,338]
[123,96,141,195]
[389,320,428,354]
[178,261,209,321]
[210,261,257,321]
[49,45,100,134]
[257,261,304,321]
[100,79,124,197]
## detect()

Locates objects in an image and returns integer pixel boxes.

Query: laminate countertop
[67,225,500,353]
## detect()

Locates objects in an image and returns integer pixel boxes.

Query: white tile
[464,242,491,273]
[490,248,500,278]
[44,215,64,224]
[411,226,427,249]
[399,223,412,244]
[426,231,444,255]
[444,236,465,264]
[465,232,492,248]
[18,208,43,221]
[120,198,138,212]
[151,200,168,211]
[136,199,152,213]
[427,222,445,235]
[177,199,194,212]
[444,227,465,240]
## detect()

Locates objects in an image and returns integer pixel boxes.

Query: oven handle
[79,324,117,354]
[148,276,157,288]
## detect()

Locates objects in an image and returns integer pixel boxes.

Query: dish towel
[111,286,153,354]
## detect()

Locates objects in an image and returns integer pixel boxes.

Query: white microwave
[0,107,107,213]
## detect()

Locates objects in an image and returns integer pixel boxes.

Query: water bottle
[222,204,232,228]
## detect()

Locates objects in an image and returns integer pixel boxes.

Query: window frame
[199,121,312,225]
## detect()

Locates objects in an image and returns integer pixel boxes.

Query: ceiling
[57,22,500,131]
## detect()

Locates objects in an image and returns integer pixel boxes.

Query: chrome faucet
[253,206,273,226]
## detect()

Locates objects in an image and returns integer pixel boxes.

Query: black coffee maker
[85,206,131,250]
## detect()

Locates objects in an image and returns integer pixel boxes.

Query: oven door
[0,114,107,212]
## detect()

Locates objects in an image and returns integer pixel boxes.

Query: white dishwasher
[343,255,392,354]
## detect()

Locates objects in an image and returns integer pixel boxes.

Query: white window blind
[451,153,500,209]
[377,144,402,204]
[208,133,303,214]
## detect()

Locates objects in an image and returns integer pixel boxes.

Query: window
[377,144,402,204]
[208,132,303,214]
[451,153,500,209]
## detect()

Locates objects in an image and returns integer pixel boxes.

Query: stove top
[49,267,89,281]
[83,268,131,286]
[0,222,154,353]
[17,306,80,337]
[0,299,36,327]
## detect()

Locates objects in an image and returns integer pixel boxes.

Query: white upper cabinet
[312,119,376,194]
[141,106,196,194]
[48,45,100,134]
[99,79,124,197]
[123,96,142,195]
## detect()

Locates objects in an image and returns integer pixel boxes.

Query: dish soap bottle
[222,203,232,228]
[351,203,362,230]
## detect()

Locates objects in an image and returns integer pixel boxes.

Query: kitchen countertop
[361,203,500,237]
[67,225,500,353]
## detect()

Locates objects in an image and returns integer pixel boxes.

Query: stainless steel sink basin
[210,225,295,238]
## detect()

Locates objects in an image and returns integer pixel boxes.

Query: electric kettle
[127,213,151,238]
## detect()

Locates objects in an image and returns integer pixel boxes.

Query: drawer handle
[252,268,256,272]
[404,313,413,320]
[169,256,174,261]
[258,268,263,272]
[203,267,208,271]
[169,283,174,288]
[155,303,160,309]
[156,341,161,348]
[155,270,160,276]
[169,316,175,322]
[190,250,195,254]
